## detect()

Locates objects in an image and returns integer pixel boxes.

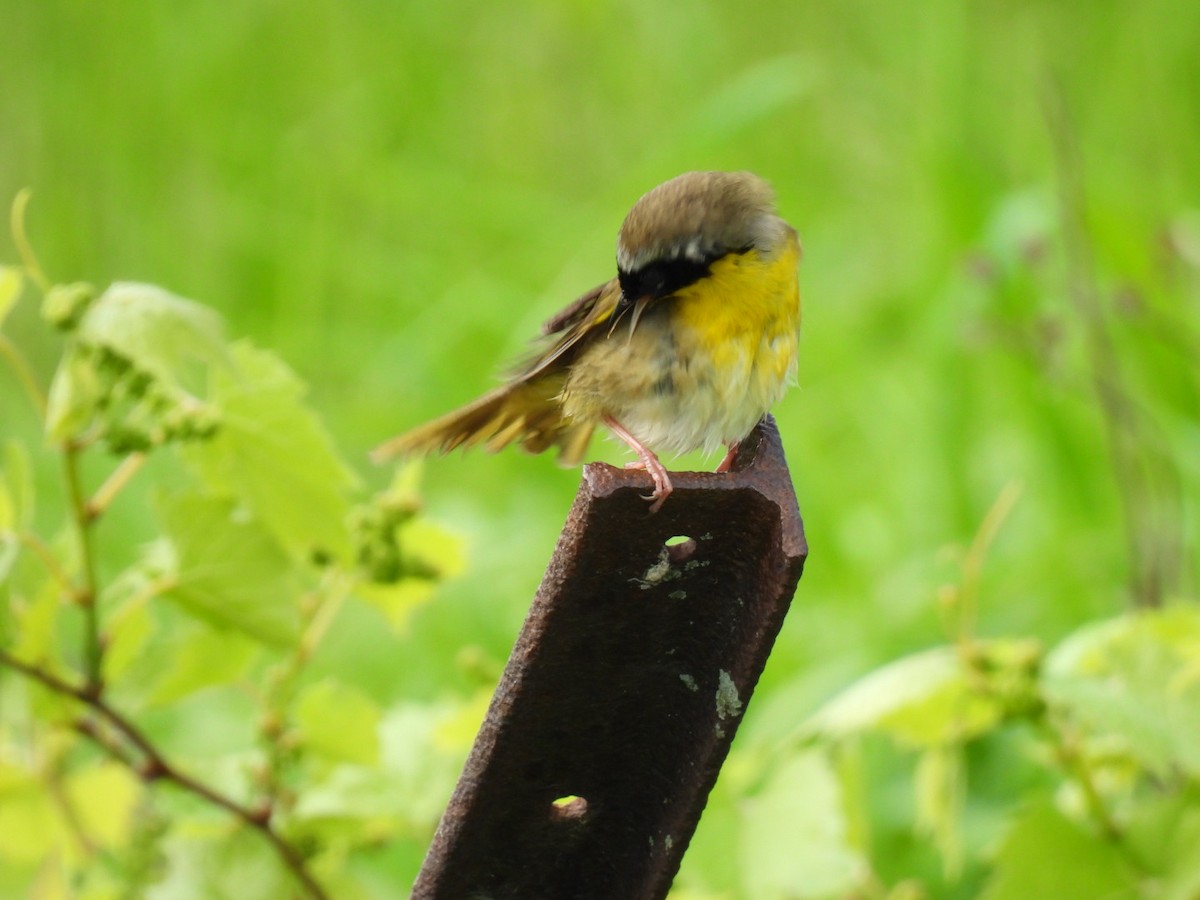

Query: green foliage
[2,1,1199,896]
[159,492,302,645]
[0,260,463,897]
[0,267,21,328]
[682,605,1200,899]
[982,801,1138,900]
[182,341,357,562]
[1045,608,1200,778]
[737,750,869,897]
[44,282,225,451]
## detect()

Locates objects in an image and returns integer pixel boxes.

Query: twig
[257,571,353,814]
[1031,711,1153,876]
[298,571,353,663]
[18,531,75,594]
[956,480,1023,643]
[61,445,102,692]
[85,453,147,522]
[0,650,329,900]
[0,333,48,418]
[72,719,139,770]
[1039,717,1122,843]
[119,573,177,615]
[0,650,91,699]
[1043,79,1178,607]
[10,189,50,293]
[45,747,100,858]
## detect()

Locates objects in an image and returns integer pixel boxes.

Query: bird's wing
[540,280,611,335]
[370,280,620,466]
[518,278,622,381]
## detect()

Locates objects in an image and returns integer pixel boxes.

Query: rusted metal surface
[412,416,807,900]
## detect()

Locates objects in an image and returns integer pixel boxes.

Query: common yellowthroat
[373,171,801,512]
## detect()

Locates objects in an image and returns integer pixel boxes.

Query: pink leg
[603,416,672,513]
[715,442,739,473]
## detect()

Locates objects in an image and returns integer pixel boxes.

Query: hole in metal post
[664,535,696,563]
[550,795,589,821]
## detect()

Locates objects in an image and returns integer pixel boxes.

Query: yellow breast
[563,229,801,457]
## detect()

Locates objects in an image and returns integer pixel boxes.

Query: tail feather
[371,374,594,467]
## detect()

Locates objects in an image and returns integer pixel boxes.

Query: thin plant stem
[1043,80,1178,607]
[0,333,48,417]
[1037,716,1122,842]
[0,650,330,900]
[86,453,147,522]
[61,444,102,693]
[18,531,75,594]
[10,189,50,293]
[956,479,1023,644]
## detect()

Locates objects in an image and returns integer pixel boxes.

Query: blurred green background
[2,0,1198,895]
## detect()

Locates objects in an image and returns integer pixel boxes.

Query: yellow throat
[561,228,801,457]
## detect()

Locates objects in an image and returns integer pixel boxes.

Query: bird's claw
[604,415,673,514]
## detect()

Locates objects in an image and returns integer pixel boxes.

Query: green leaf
[806,646,1005,747]
[1124,790,1200,900]
[0,764,59,863]
[300,790,454,892]
[400,516,464,581]
[10,579,61,667]
[66,761,142,849]
[0,533,15,587]
[99,540,174,689]
[673,772,742,898]
[0,266,21,329]
[146,623,258,707]
[0,478,10,535]
[159,492,301,646]
[914,744,965,878]
[295,680,382,766]
[737,750,868,899]
[292,763,404,832]
[0,444,24,584]
[42,281,95,330]
[430,688,491,752]
[102,601,155,686]
[1044,607,1200,777]
[44,344,104,443]
[295,701,466,829]
[294,701,469,835]
[182,342,356,561]
[149,828,294,900]
[77,282,226,389]
[355,579,438,633]
[981,801,1138,900]
[3,440,34,531]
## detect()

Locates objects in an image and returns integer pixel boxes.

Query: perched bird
[373,171,802,512]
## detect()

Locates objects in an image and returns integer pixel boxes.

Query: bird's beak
[610,292,652,338]
[626,295,653,340]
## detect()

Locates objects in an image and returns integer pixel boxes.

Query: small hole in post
[550,795,589,820]
[664,535,696,563]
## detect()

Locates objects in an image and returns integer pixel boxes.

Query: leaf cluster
[0,237,467,898]
[676,549,1200,900]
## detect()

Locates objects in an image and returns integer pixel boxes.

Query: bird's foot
[715,443,740,473]
[606,416,673,513]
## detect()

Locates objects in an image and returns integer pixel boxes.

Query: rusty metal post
[412,416,807,899]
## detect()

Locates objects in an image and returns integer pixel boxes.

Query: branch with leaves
[0,199,460,897]
[0,649,329,899]
[747,484,1200,900]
